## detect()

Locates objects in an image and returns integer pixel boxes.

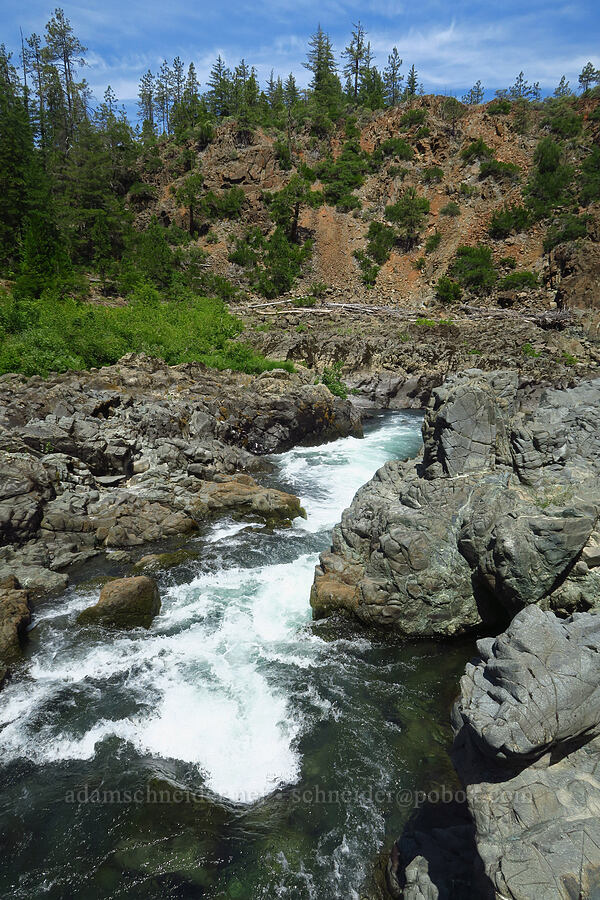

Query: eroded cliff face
[311,370,600,635]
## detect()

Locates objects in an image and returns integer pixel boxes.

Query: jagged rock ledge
[0,353,362,600]
[311,369,600,635]
[390,605,600,899]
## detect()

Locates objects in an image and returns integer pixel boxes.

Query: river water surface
[0,411,471,899]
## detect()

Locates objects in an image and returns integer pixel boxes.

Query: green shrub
[436,275,462,303]
[413,256,426,271]
[415,126,430,139]
[385,188,430,248]
[317,140,371,209]
[400,108,427,128]
[415,317,437,327]
[388,165,410,179]
[422,165,444,183]
[425,231,441,254]
[580,146,600,206]
[459,182,478,198]
[487,99,511,115]
[0,290,291,378]
[543,214,589,252]
[499,256,517,268]
[498,270,538,290]
[321,361,348,398]
[292,296,316,308]
[449,245,497,294]
[525,137,573,219]
[542,103,582,139]
[274,140,292,170]
[365,221,396,263]
[376,137,413,160]
[522,342,541,358]
[354,250,380,287]
[461,138,494,162]
[128,182,158,202]
[310,281,328,297]
[488,204,531,239]
[440,201,461,217]
[562,351,577,366]
[479,159,520,182]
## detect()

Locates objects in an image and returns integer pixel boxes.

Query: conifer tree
[207,55,232,117]
[43,8,87,141]
[304,25,342,112]
[553,75,572,98]
[284,73,299,108]
[462,80,484,104]
[578,62,600,94]
[342,21,367,100]
[137,69,155,132]
[383,48,403,106]
[404,64,419,99]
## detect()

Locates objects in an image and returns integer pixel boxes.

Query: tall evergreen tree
[342,21,367,100]
[404,64,419,99]
[578,62,600,94]
[553,75,572,98]
[0,45,34,271]
[137,70,155,132]
[383,47,403,106]
[304,25,342,112]
[207,55,232,117]
[284,73,299,108]
[462,80,484,104]
[43,8,87,142]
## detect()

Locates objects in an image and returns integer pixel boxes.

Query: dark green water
[0,412,472,899]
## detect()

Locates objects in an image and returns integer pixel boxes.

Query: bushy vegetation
[421,165,444,183]
[440,201,461,217]
[448,245,497,294]
[498,270,538,290]
[461,138,494,162]
[0,289,291,377]
[436,275,462,303]
[399,108,427,128]
[317,139,372,210]
[543,214,589,252]
[425,231,441,254]
[320,361,348,398]
[374,137,413,161]
[487,99,511,115]
[479,159,520,182]
[525,137,573,219]
[385,188,430,248]
[488,204,531,239]
[365,221,397,263]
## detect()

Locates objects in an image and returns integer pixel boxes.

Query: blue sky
[2,0,599,117]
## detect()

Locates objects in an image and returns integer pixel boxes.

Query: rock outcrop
[0,354,359,594]
[0,576,31,683]
[78,575,161,629]
[311,370,600,635]
[393,605,600,899]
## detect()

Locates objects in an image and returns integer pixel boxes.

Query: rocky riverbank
[390,605,600,899]
[0,353,361,677]
[311,369,600,634]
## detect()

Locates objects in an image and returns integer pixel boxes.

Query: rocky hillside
[135,94,600,319]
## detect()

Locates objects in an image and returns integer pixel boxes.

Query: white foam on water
[0,413,422,805]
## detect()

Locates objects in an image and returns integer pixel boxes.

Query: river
[0,411,471,899]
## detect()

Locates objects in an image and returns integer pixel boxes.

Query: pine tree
[404,64,419,100]
[155,59,173,133]
[383,48,403,106]
[172,56,185,106]
[440,96,464,135]
[553,75,572,98]
[184,62,199,100]
[342,21,367,100]
[578,62,600,94]
[137,69,155,132]
[304,25,341,111]
[207,55,232,117]
[358,43,384,109]
[0,45,34,272]
[284,73,299,108]
[462,80,484,105]
[24,33,47,147]
[43,8,87,142]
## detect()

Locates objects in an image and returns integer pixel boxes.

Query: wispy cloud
[3,0,599,107]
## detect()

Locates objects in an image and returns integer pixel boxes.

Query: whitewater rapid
[0,413,423,804]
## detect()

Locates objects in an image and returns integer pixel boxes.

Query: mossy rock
[77,576,161,629]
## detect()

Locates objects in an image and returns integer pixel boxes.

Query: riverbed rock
[0,576,32,683]
[394,606,600,899]
[78,575,161,629]
[311,371,600,635]
[0,354,358,594]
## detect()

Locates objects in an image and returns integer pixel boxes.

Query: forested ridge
[1,9,599,377]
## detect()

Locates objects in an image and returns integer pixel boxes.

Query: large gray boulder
[311,371,600,636]
[395,607,600,900]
